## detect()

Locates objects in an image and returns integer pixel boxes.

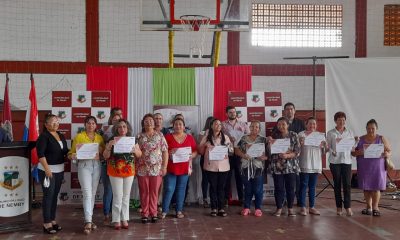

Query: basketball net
[179,15,211,59]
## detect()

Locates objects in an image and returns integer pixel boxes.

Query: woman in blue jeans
[298,117,326,216]
[161,118,197,219]
[235,121,269,217]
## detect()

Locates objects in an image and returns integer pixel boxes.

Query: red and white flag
[23,74,39,165]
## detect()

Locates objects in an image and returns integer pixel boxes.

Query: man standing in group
[222,106,250,205]
[154,113,168,135]
[273,102,305,206]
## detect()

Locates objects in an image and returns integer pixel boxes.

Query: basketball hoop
[179,15,211,59]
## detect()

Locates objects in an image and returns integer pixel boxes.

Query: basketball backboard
[140,0,249,31]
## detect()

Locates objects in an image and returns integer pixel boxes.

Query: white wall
[367,0,400,57]
[252,76,325,111]
[0,74,86,110]
[99,0,227,64]
[241,0,355,64]
[0,0,86,61]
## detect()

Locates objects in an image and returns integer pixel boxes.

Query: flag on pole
[1,73,13,141]
[23,74,39,165]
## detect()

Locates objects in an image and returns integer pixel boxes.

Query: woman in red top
[161,118,197,219]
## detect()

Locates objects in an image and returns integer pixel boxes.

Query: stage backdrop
[52,91,111,204]
[325,58,400,169]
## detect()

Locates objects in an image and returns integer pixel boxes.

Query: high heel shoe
[43,226,56,234]
[52,224,62,231]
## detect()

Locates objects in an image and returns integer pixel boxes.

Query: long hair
[112,119,133,137]
[141,113,155,133]
[206,119,225,146]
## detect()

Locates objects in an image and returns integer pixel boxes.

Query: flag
[1,73,13,141]
[23,74,39,166]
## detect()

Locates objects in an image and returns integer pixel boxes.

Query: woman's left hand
[257,154,268,161]
[94,153,100,160]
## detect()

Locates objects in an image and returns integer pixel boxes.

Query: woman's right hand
[44,167,53,178]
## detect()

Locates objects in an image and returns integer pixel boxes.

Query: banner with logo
[52,91,110,205]
[0,156,29,217]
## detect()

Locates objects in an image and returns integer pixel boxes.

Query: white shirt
[326,127,354,164]
[298,131,323,173]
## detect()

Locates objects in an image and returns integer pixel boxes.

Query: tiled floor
[1,188,400,240]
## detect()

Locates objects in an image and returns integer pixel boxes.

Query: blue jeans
[101,163,113,216]
[299,173,318,208]
[241,173,264,209]
[162,173,189,213]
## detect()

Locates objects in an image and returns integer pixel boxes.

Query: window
[384,5,400,46]
[251,4,343,47]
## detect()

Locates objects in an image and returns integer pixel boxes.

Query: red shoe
[241,208,250,216]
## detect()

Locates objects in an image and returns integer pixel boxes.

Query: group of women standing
[36,109,392,235]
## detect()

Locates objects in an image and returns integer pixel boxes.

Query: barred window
[251,4,343,47]
[384,5,400,46]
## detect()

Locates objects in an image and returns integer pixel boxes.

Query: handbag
[385,157,394,171]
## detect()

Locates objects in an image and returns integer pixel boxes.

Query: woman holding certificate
[298,117,326,216]
[36,114,68,234]
[198,119,232,217]
[326,112,355,216]
[235,121,268,217]
[162,118,197,219]
[103,119,142,229]
[68,116,105,234]
[137,114,168,223]
[352,119,391,216]
[270,117,300,217]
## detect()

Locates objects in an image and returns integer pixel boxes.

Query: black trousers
[330,163,352,209]
[225,155,243,201]
[38,169,64,223]
[273,173,296,209]
[207,171,229,210]
[200,156,209,199]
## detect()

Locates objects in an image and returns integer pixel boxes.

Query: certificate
[77,143,99,160]
[172,147,192,163]
[209,146,228,161]
[247,143,265,158]
[114,137,136,154]
[363,144,384,158]
[229,130,244,146]
[336,138,355,153]
[271,139,290,154]
[304,132,326,147]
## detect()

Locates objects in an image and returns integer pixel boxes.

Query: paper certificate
[363,144,384,158]
[209,146,228,161]
[77,143,99,160]
[247,143,265,158]
[304,132,326,147]
[230,130,244,146]
[271,139,290,154]
[336,138,355,153]
[114,137,136,154]
[172,147,192,163]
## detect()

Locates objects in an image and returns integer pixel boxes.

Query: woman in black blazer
[36,114,68,234]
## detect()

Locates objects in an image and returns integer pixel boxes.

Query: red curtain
[213,65,252,120]
[86,66,128,118]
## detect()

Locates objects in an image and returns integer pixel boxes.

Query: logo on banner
[59,192,69,202]
[236,110,243,119]
[77,95,87,103]
[252,94,260,103]
[270,109,278,118]
[0,168,23,191]
[96,111,106,120]
[57,110,67,119]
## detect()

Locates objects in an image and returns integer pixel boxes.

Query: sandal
[254,209,263,217]
[84,223,92,234]
[210,209,217,217]
[43,225,57,234]
[273,209,282,217]
[122,221,129,229]
[203,199,210,208]
[361,208,372,215]
[217,209,228,217]
[114,223,121,230]
[241,208,250,216]
[309,208,321,215]
[151,216,159,223]
[176,212,185,219]
[91,222,97,230]
[161,212,167,219]
[288,209,296,217]
[299,208,307,216]
[52,224,62,231]
[141,217,149,224]
[372,210,381,216]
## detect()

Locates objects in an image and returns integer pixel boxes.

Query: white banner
[0,156,29,217]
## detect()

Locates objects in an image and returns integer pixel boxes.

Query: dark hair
[172,118,185,127]
[203,116,215,131]
[277,117,289,125]
[206,119,226,146]
[154,112,163,118]
[305,116,317,125]
[284,102,295,110]
[225,106,235,113]
[84,115,97,125]
[141,113,155,132]
[334,112,346,121]
[108,107,122,125]
[250,120,261,128]
[112,119,133,137]
[42,113,58,132]
[366,119,378,129]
